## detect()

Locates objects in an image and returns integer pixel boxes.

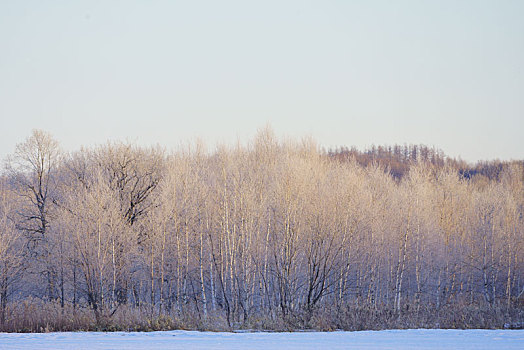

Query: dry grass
[0,299,522,333]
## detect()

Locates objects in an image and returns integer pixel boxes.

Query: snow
[0,329,522,349]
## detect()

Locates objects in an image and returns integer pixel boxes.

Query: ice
[0,329,522,349]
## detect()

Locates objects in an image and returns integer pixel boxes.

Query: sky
[0,0,523,163]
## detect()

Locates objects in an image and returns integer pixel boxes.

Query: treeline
[328,144,447,180]
[328,144,524,181]
[0,129,523,332]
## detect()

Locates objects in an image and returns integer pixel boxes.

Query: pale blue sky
[1,0,523,162]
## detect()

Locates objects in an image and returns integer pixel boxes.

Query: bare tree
[58,168,133,323]
[0,179,24,326]
[6,129,60,301]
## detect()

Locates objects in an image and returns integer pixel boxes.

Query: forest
[0,128,522,332]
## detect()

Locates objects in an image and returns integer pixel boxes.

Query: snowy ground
[0,329,522,349]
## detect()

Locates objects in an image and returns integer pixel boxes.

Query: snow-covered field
[0,329,522,349]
